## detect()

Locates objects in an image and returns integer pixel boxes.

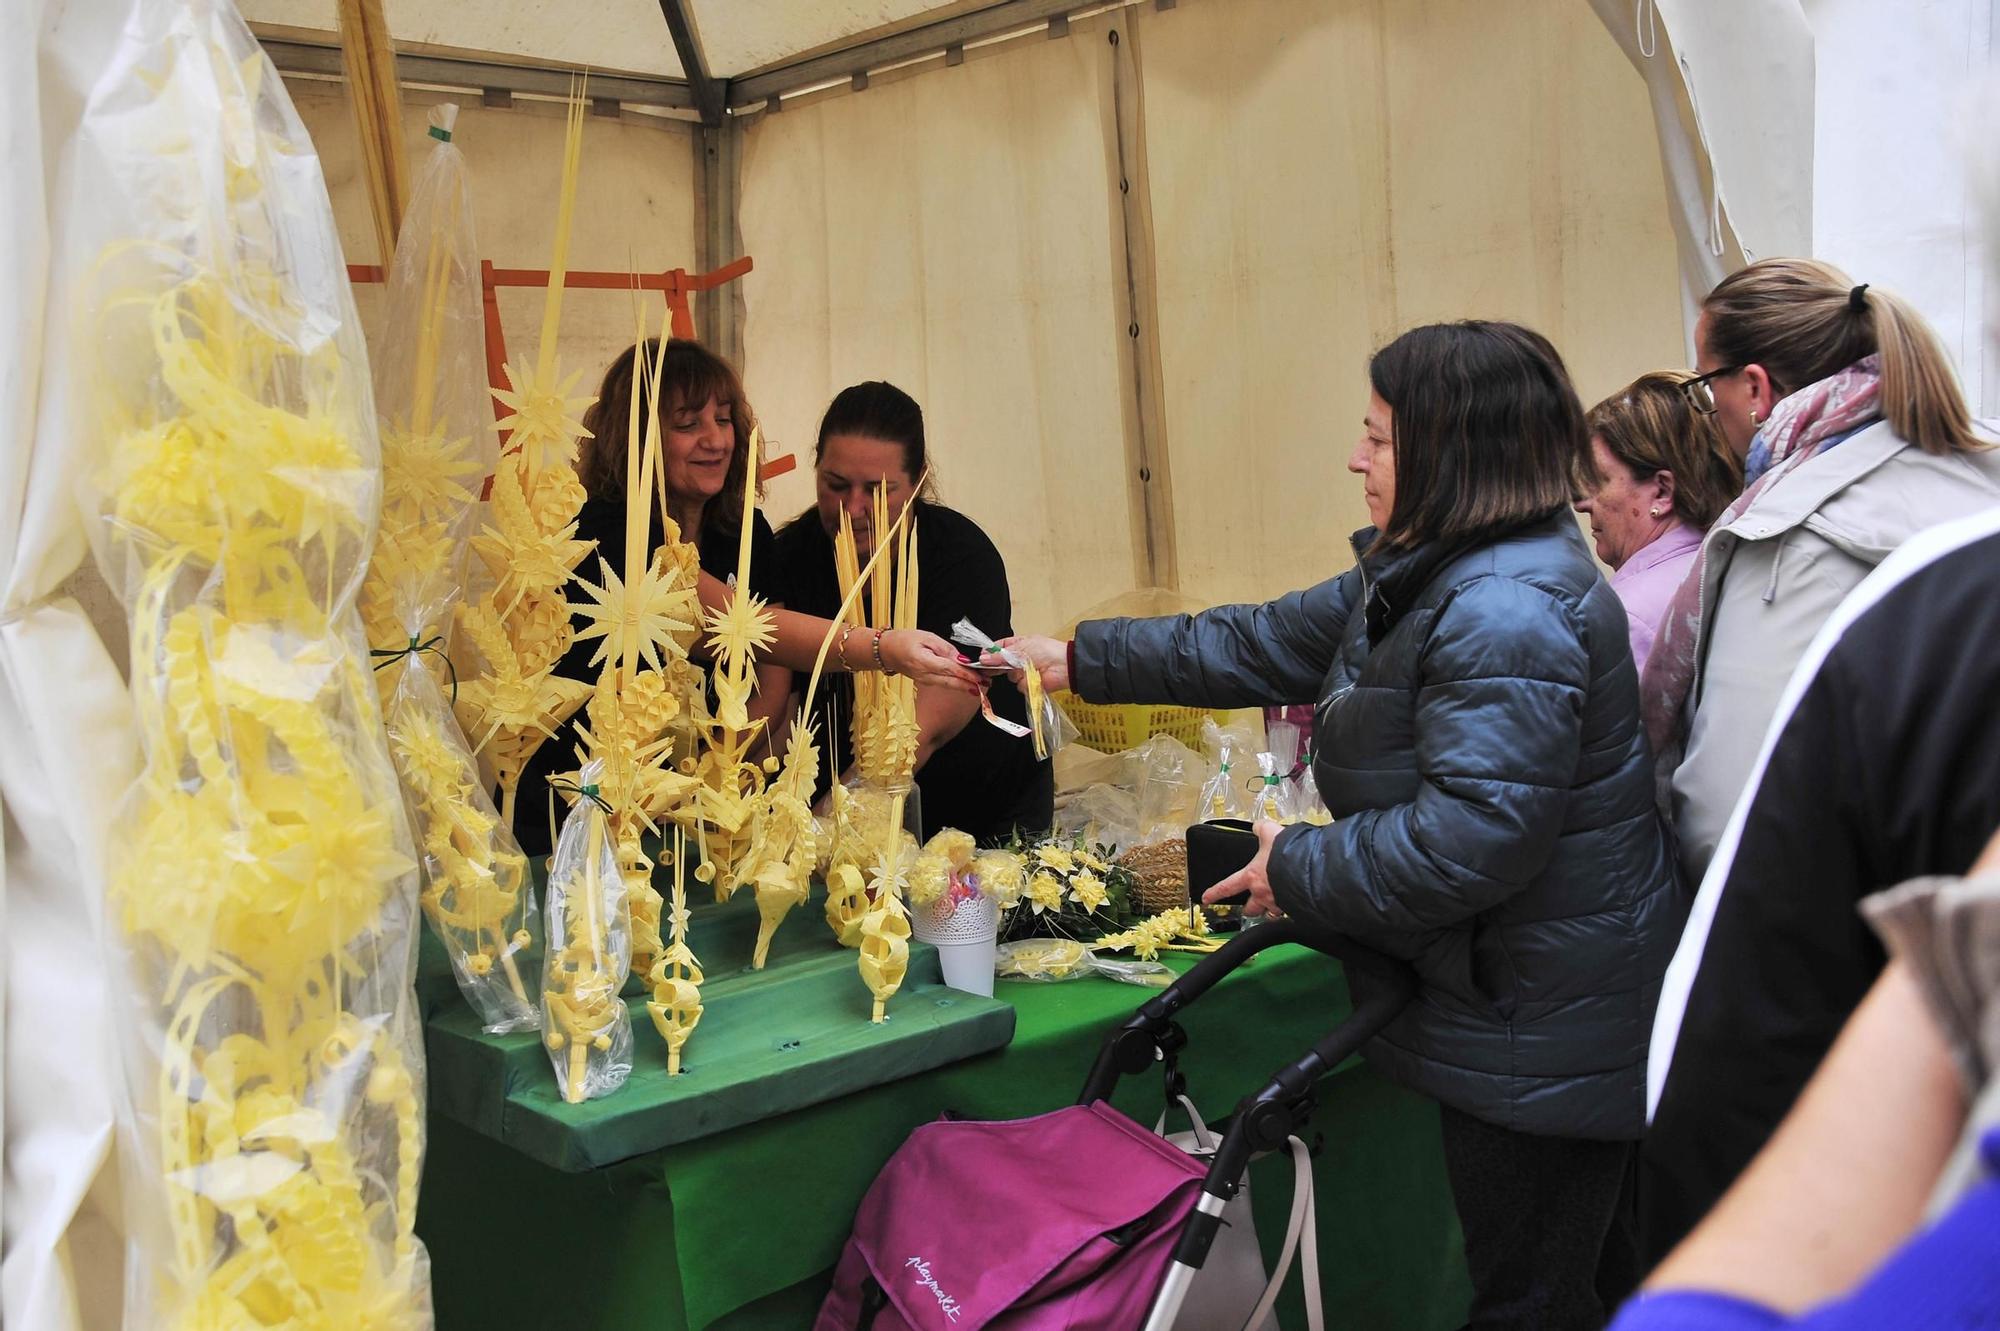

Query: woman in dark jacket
[1010,322,1681,1330]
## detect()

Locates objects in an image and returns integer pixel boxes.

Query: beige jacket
[1672,421,2000,885]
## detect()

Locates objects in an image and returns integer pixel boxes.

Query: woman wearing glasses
[1645,258,2000,889]
[1574,373,1743,675]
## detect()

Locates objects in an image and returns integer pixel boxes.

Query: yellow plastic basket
[1052,689,1218,753]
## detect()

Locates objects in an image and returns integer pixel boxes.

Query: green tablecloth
[416,945,1471,1329]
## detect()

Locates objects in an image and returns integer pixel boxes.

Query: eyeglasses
[1681,365,1744,416]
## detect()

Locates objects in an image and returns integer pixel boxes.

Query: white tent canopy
[8,3,1998,1329]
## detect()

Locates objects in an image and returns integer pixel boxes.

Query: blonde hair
[1585,372,1743,528]
[1702,258,1979,456]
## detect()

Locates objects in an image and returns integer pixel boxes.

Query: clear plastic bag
[1248,751,1302,823]
[1296,764,1333,826]
[950,617,1074,761]
[386,661,538,1032]
[1198,717,1255,820]
[1266,719,1302,778]
[993,940,1170,987]
[996,938,1094,980]
[72,5,431,1323]
[540,760,634,1104]
[363,105,540,1034]
[1052,781,1141,855]
[1134,733,1206,842]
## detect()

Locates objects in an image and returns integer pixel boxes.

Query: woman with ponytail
[1643,259,2000,889]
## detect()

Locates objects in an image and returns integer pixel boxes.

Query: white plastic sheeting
[1595,0,2000,411]
[3,5,140,1331]
[1805,0,1998,414]
[285,81,701,373]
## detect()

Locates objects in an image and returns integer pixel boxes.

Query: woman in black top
[514,337,786,856]
[770,381,1053,846]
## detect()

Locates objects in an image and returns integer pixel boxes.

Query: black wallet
[1185,819,1259,919]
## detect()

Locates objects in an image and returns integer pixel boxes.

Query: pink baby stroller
[816,917,1416,1330]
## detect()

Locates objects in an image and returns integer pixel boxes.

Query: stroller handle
[1076,916,1414,1106]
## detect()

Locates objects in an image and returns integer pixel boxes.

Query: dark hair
[577,337,760,535]
[1367,321,1582,551]
[1702,257,1979,456]
[1584,371,1743,529]
[814,380,940,498]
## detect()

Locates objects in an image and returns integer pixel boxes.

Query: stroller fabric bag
[817,1101,1207,1330]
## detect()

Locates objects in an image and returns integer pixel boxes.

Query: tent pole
[1100,11,1178,592]
[694,121,744,368]
[657,0,726,128]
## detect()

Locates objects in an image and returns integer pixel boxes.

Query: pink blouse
[1609,520,1703,677]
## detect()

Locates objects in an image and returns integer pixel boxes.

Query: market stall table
[415,935,1472,1329]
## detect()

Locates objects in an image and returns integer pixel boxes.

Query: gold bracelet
[837,624,855,670]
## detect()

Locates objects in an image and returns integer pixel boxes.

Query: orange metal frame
[344,254,795,482]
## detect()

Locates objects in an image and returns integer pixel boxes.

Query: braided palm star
[490,360,594,473]
[571,553,700,674]
[703,583,777,677]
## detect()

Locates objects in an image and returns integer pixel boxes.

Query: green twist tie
[548,777,614,816]
[369,633,458,702]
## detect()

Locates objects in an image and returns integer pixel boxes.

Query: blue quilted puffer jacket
[1074,513,1680,1139]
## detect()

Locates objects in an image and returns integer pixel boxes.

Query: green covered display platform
[415,918,1472,1330]
[420,885,1016,1170]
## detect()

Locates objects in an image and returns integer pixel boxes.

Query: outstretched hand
[1201,819,1285,918]
[881,628,984,695]
[998,635,1070,693]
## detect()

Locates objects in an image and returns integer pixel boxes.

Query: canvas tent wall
[260,0,1689,630]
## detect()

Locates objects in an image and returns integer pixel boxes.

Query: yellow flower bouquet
[988,832,1138,946]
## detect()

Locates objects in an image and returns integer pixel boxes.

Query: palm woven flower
[380,422,481,515]
[703,586,777,677]
[571,553,701,674]
[490,360,594,472]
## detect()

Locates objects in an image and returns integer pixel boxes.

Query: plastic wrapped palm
[76,3,429,1323]
[360,104,539,1032]
[540,760,634,1103]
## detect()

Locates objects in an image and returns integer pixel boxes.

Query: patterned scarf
[1638,355,1884,766]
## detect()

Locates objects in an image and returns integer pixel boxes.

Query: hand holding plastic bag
[951,617,1073,760]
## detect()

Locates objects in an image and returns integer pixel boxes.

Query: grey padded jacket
[1073,513,1681,1139]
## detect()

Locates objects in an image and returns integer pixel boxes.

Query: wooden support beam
[1099,12,1178,590]
[335,0,409,265]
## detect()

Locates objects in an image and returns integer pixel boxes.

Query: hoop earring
[1749,409,1761,427]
